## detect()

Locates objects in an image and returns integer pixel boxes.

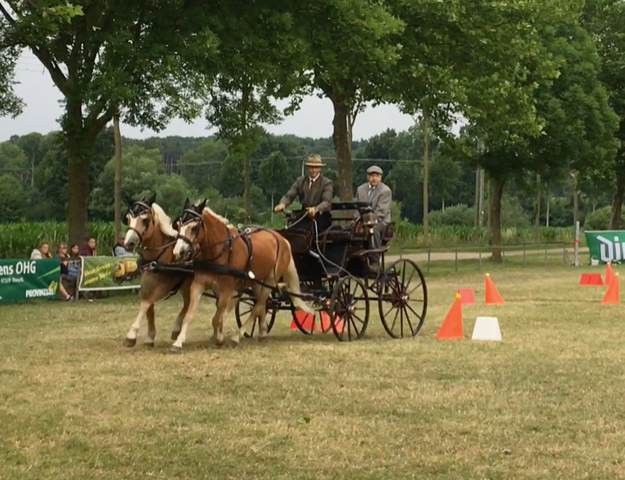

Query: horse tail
[281,240,314,314]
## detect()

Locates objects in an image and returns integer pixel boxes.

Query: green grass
[1,264,624,478]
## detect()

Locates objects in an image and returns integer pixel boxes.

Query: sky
[0,52,420,142]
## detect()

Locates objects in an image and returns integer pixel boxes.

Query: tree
[0,174,27,221]
[297,0,404,200]
[581,0,625,228]
[258,152,291,208]
[0,0,217,243]
[0,141,29,186]
[465,17,619,260]
[204,2,307,217]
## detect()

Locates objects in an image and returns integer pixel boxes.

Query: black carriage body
[233,201,427,341]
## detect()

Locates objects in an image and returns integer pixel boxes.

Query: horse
[169,198,313,351]
[121,193,193,347]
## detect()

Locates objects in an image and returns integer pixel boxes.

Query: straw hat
[304,154,325,167]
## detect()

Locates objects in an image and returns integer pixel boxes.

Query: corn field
[0,220,577,259]
[0,222,115,259]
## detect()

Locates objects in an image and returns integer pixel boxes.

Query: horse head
[173,197,207,260]
[123,192,157,251]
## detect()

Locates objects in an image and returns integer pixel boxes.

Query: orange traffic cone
[601,273,620,304]
[605,262,615,286]
[435,293,463,339]
[485,273,504,304]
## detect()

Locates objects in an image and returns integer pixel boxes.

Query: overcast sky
[0,52,419,142]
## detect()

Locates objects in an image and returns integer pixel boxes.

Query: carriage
[233,201,428,341]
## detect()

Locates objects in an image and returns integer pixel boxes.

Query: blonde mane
[202,205,234,229]
[151,203,179,238]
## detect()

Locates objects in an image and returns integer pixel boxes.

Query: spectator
[56,242,77,300]
[113,234,129,256]
[79,236,97,256]
[30,240,52,259]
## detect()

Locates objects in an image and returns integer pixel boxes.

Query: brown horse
[122,194,192,347]
[170,198,312,351]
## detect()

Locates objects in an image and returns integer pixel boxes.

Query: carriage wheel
[378,259,427,338]
[234,291,277,338]
[290,306,333,335]
[329,276,370,341]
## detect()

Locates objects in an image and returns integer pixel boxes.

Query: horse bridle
[175,208,205,248]
[124,201,153,243]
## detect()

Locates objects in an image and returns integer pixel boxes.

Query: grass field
[2,263,625,479]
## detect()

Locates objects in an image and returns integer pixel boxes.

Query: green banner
[79,255,142,291]
[0,258,60,303]
[585,230,625,264]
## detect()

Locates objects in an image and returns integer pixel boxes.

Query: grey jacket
[280,175,333,213]
[356,182,392,223]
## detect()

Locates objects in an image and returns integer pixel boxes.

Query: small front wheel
[329,276,370,341]
[235,290,277,338]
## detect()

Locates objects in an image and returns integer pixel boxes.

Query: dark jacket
[280,175,333,213]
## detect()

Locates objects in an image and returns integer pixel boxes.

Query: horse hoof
[123,338,137,348]
[144,342,154,348]
[170,345,183,354]
[171,331,180,340]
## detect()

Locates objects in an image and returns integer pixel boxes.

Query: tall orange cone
[435,293,463,339]
[601,273,620,304]
[605,262,615,286]
[485,273,504,304]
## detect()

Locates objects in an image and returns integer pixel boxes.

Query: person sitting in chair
[355,165,392,269]
[274,154,333,236]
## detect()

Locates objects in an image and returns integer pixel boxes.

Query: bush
[583,205,625,230]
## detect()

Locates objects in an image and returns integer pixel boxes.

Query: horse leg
[210,293,231,347]
[171,280,204,353]
[124,300,152,347]
[145,304,156,347]
[171,280,190,340]
[232,285,270,345]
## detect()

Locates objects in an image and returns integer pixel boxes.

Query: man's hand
[307,206,317,217]
[274,203,285,212]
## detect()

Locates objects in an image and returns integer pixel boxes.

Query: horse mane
[151,203,179,238]
[202,205,234,229]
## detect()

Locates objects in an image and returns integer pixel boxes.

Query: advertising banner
[0,258,60,303]
[584,230,625,264]
[79,255,141,291]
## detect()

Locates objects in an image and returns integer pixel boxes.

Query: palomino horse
[170,198,312,351]
[122,194,193,347]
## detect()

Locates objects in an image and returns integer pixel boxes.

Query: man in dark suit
[275,154,334,235]
[356,165,392,269]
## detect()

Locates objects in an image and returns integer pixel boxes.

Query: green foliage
[0,174,27,222]
[0,221,114,259]
[89,145,196,220]
[428,199,531,229]
[584,206,625,230]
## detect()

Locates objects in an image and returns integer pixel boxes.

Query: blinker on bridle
[176,208,204,246]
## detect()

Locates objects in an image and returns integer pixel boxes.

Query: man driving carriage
[274,154,333,235]
[356,165,392,269]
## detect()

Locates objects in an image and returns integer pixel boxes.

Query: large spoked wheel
[378,259,427,338]
[330,276,370,341]
[290,305,333,335]
[235,290,277,339]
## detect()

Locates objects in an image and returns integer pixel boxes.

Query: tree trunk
[67,156,90,246]
[546,185,550,227]
[474,168,480,227]
[422,108,429,237]
[610,181,624,229]
[534,173,541,243]
[330,95,353,200]
[242,84,251,218]
[113,113,122,239]
[490,177,505,262]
